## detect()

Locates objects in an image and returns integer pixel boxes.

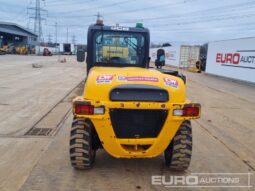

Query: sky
[0,0,255,45]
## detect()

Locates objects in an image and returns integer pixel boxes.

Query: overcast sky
[0,0,255,45]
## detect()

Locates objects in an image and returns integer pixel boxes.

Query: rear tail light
[74,102,104,115]
[173,104,200,117]
[74,102,94,115]
[183,106,200,116]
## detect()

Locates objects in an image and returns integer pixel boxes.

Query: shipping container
[150,45,200,69]
[59,43,75,55]
[206,37,255,83]
[179,45,200,69]
[150,46,180,67]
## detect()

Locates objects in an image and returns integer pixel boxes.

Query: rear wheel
[164,120,192,171]
[69,117,96,169]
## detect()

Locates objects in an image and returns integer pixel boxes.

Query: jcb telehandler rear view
[70,20,201,171]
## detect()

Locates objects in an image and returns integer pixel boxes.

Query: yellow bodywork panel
[73,67,200,158]
[84,67,185,102]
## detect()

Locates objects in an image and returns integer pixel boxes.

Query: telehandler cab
[70,20,201,171]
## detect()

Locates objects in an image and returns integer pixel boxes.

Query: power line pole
[47,33,52,43]
[55,22,58,44]
[66,27,69,43]
[28,0,47,44]
[38,0,41,42]
[72,35,76,45]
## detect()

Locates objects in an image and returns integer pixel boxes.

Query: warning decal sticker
[163,77,179,88]
[96,75,114,84]
[118,76,159,82]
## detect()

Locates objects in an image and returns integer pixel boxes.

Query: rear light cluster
[74,102,104,115]
[173,104,200,117]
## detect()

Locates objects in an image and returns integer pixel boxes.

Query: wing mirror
[77,48,85,62]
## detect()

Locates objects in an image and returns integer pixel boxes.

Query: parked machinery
[69,21,201,171]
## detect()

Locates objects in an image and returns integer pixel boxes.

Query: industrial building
[0,21,38,51]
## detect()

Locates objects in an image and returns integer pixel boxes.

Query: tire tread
[69,117,95,169]
[165,121,192,171]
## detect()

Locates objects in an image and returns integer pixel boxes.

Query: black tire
[164,120,192,171]
[69,117,96,169]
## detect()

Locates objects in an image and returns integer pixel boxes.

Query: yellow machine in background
[0,46,29,55]
[1,45,9,52]
[188,59,202,73]
[0,45,9,54]
[102,46,129,58]
[15,47,28,55]
[98,36,131,63]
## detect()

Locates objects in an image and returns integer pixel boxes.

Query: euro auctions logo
[215,50,255,69]
[151,173,253,188]
[216,53,240,65]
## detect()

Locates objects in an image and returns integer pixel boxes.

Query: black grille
[110,109,168,138]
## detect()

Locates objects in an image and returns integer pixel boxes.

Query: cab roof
[88,23,150,33]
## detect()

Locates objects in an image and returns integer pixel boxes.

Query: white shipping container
[59,43,75,54]
[71,44,75,54]
[150,46,180,67]
[206,37,255,83]
[179,45,200,68]
[59,44,64,52]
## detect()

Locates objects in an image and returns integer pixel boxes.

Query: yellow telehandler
[70,21,201,171]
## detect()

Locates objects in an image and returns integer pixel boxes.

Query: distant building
[0,21,38,48]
